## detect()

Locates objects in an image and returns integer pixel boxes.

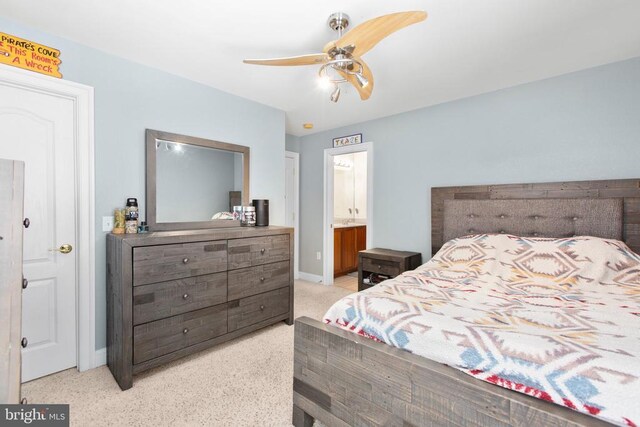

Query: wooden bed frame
[293,178,640,427]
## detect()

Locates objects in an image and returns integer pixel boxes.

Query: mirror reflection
[155,140,243,222]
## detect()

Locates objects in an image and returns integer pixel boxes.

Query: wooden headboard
[431,179,640,255]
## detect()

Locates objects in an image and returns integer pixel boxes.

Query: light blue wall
[0,18,285,350]
[297,57,640,276]
[285,134,301,153]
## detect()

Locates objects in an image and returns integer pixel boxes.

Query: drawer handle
[183,293,189,300]
[20,397,27,405]
[377,265,382,269]
[182,257,189,264]
[260,277,265,282]
[260,248,265,254]
[260,305,265,311]
[183,328,189,334]
[22,277,28,289]
[23,218,30,228]
[21,337,28,348]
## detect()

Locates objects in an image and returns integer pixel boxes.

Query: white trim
[298,272,323,283]
[95,347,106,367]
[285,151,300,280]
[323,142,374,286]
[0,65,96,371]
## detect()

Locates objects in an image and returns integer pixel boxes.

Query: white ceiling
[4,0,640,136]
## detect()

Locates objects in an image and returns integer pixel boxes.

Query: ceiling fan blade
[243,53,327,66]
[336,11,427,57]
[338,57,374,100]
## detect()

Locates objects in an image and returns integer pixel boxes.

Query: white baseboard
[298,272,323,283]
[95,347,106,367]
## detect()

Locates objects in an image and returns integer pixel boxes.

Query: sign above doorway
[0,32,62,78]
[332,133,362,148]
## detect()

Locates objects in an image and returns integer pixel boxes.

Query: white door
[284,152,299,279]
[0,82,77,381]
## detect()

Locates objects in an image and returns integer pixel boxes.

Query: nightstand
[358,248,422,291]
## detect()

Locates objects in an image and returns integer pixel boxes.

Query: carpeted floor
[22,280,354,426]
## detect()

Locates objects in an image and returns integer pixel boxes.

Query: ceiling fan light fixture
[243,11,427,103]
[355,72,369,89]
[318,75,333,90]
[330,85,341,103]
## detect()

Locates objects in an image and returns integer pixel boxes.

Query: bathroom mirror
[146,129,250,231]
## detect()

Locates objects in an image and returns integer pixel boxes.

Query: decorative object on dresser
[0,159,26,404]
[333,225,366,277]
[107,226,294,390]
[357,248,421,291]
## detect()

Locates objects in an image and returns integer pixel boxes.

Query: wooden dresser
[107,226,294,390]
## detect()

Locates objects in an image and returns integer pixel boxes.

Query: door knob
[51,244,73,254]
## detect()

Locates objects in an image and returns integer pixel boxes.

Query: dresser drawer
[362,257,400,277]
[132,272,227,325]
[228,261,289,300]
[133,240,227,286]
[228,234,289,269]
[228,287,289,332]
[133,304,227,364]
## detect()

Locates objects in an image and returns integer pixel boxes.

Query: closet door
[0,159,24,404]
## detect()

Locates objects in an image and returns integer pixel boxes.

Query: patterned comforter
[324,234,640,426]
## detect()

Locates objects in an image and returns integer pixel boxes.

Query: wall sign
[0,32,62,78]
[332,133,362,148]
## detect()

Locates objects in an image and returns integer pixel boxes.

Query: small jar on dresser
[107,226,294,390]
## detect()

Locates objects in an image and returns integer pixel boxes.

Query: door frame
[285,151,300,279]
[323,142,373,285]
[0,65,96,372]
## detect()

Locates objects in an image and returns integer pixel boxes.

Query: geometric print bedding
[324,234,640,426]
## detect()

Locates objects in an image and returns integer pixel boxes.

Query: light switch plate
[316,251,321,260]
[102,216,114,232]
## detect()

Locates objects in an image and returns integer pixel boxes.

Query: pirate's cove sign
[0,32,62,78]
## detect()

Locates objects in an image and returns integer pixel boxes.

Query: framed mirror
[146,129,250,231]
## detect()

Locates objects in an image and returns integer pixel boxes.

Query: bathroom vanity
[333,224,366,277]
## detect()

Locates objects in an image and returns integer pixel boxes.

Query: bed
[292,179,640,427]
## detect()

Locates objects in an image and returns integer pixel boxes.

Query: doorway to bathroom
[323,142,373,287]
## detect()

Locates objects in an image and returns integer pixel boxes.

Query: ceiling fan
[243,11,428,102]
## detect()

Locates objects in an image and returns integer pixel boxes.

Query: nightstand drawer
[362,257,400,277]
